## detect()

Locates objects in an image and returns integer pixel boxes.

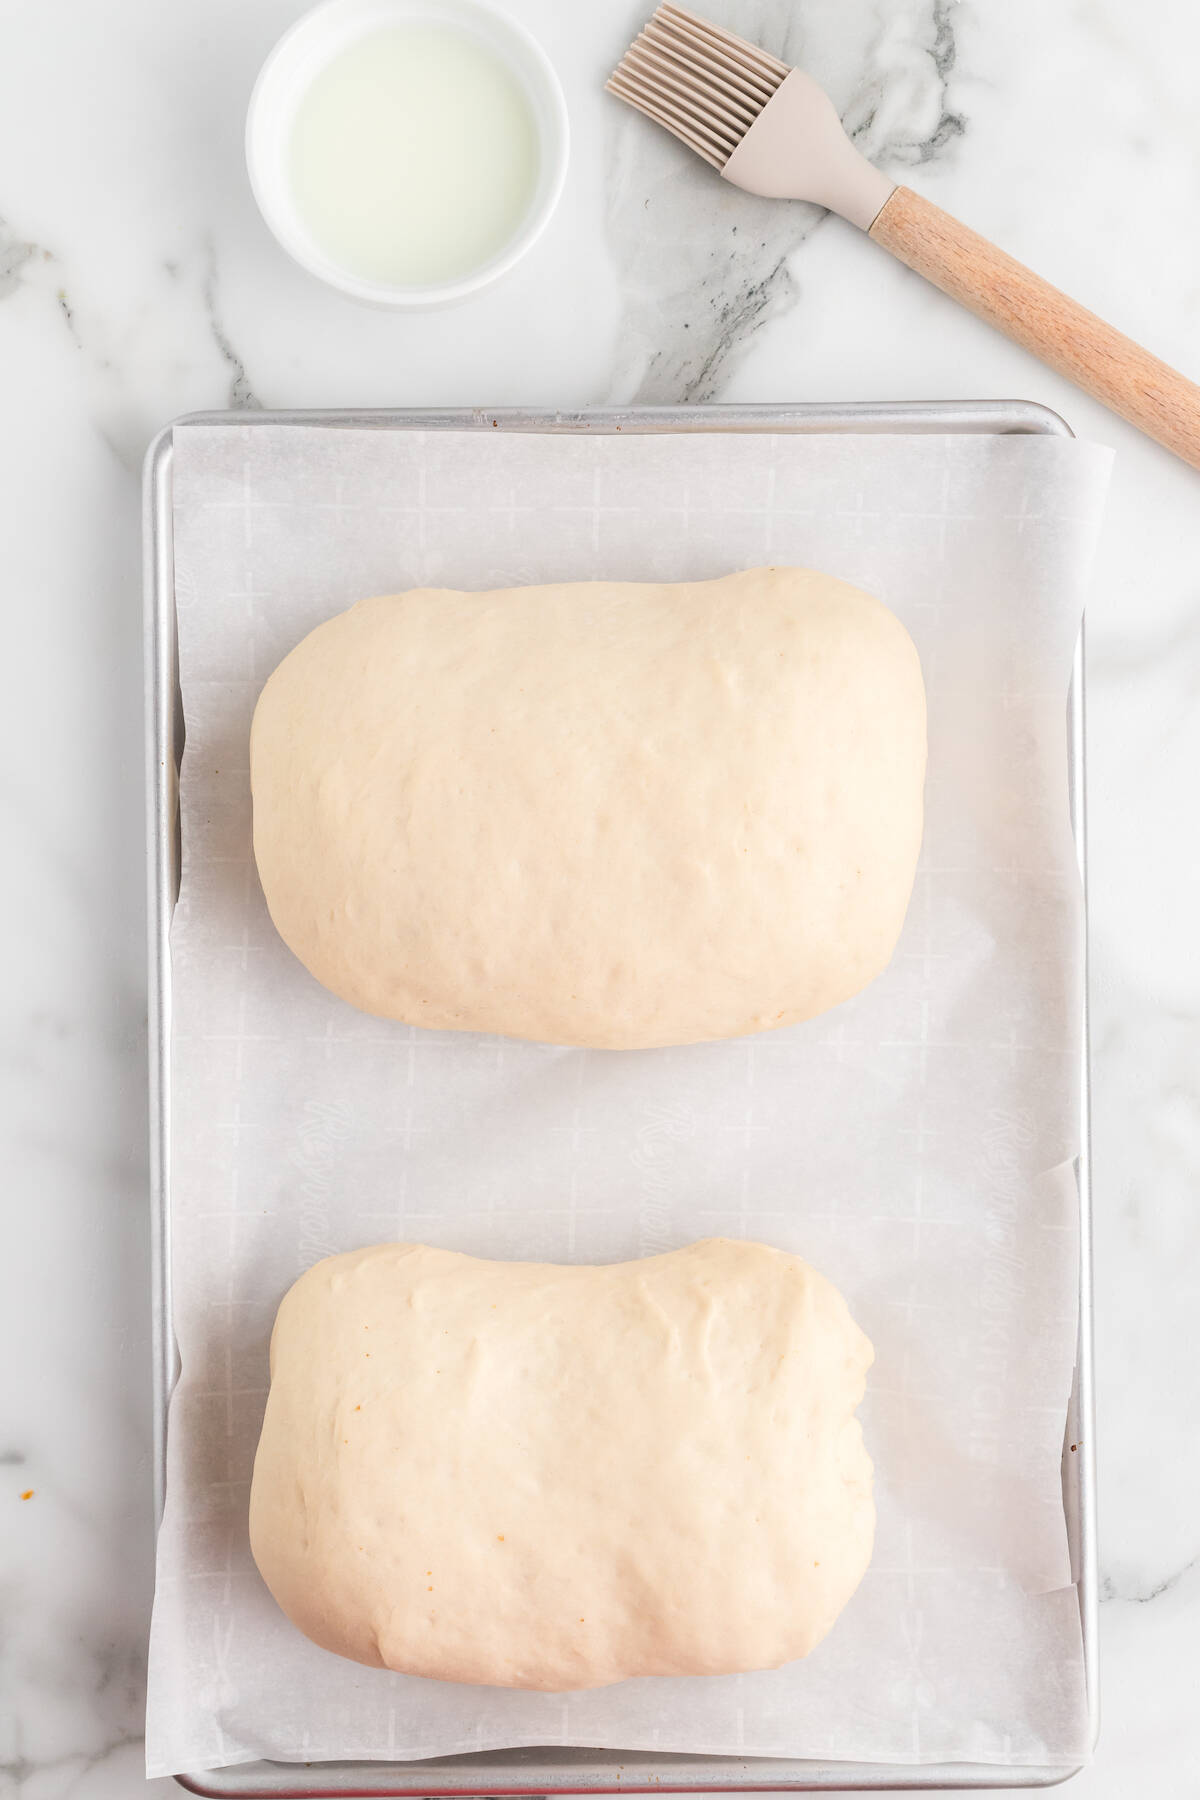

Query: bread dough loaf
[250,567,925,1048]
[248,1238,875,1691]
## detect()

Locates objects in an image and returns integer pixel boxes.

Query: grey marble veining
[0,217,260,470]
[201,241,262,413]
[603,0,967,403]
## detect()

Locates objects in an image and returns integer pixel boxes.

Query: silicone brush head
[606,2,895,230]
[605,1,787,169]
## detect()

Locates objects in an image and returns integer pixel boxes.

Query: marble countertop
[2,1,1198,1795]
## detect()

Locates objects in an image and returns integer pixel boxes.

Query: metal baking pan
[144,402,1097,1795]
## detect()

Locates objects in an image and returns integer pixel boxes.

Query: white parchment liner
[146,423,1111,1776]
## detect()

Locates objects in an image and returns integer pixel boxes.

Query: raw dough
[250,567,926,1047]
[248,1238,875,1691]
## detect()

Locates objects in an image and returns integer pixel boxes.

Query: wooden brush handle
[869,185,1200,470]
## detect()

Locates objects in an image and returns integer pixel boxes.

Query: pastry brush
[608,2,1200,471]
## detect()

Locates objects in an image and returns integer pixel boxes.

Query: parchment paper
[146,422,1112,1777]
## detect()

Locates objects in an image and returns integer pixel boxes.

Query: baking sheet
[145,420,1111,1779]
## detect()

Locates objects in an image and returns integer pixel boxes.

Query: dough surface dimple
[249,567,926,1048]
[248,1238,876,1691]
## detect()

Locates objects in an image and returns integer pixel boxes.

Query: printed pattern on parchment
[147,426,1110,1777]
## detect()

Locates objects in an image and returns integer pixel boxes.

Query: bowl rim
[245,0,571,308]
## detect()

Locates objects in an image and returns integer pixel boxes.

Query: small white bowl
[246,0,569,307]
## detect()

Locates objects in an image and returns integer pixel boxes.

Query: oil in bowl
[246,0,569,305]
[290,24,539,288]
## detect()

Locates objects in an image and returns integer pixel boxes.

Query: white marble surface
[1,0,1198,1795]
